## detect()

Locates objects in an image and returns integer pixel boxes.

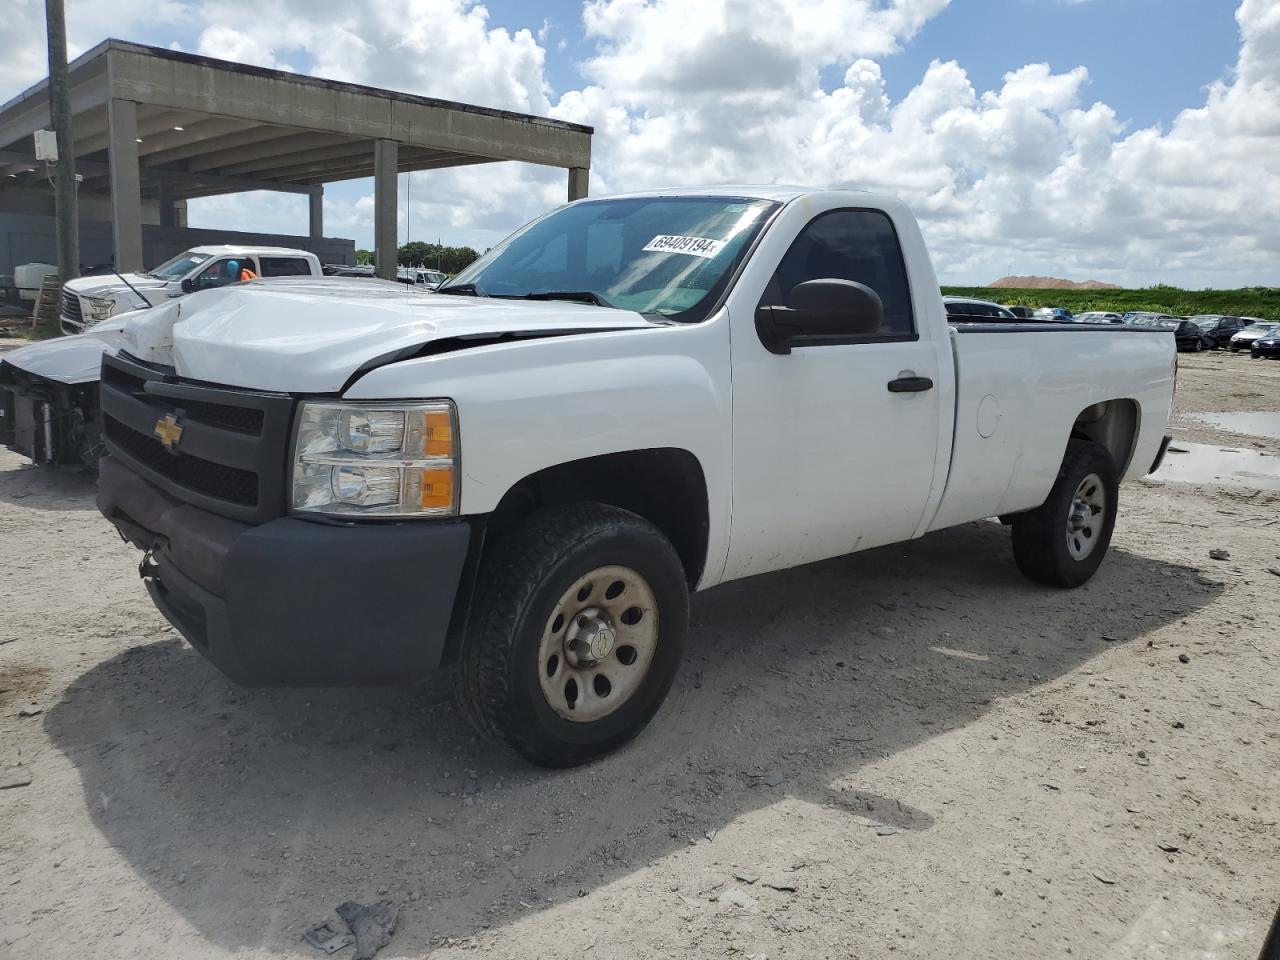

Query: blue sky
[490,0,1242,133]
[878,0,1240,131]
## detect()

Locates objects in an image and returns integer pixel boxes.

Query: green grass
[940,285,1280,322]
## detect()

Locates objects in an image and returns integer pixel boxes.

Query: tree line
[354,242,481,275]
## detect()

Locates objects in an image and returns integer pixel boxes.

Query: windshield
[1192,316,1222,330]
[446,196,779,321]
[146,250,213,280]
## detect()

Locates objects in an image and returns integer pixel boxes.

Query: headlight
[290,401,458,517]
[83,296,116,322]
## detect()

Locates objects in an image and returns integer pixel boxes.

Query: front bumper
[97,455,474,686]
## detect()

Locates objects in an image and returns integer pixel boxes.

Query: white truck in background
[0,246,326,468]
[82,186,1175,767]
[59,245,323,335]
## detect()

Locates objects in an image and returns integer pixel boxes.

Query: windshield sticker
[642,235,727,259]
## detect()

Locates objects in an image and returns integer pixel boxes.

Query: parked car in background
[1188,314,1249,349]
[1075,311,1124,324]
[1033,306,1074,322]
[1153,319,1211,352]
[416,269,448,289]
[1004,305,1035,319]
[943,296,1019,320]
[59,246,322,335]
[323,266,446,289]
[1252,329,1280,359]
[1124,312,1178,326]
[1229,322,1279,352]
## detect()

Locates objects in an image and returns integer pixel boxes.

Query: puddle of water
[1188,411,1280,441]
[1153,442,1280,491]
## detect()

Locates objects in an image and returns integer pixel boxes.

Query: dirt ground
[1,352,1278,959]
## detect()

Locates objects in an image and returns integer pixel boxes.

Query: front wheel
[455,503,689,767]
[1192,339,1203,352]
[1011,440,1119,588]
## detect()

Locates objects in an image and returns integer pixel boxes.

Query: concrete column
[309,186,324,239]
[107,98,143,272]
[158,178,177,228]
[568,166,589,201]
[175,200,188,228]
[373,139,398,280]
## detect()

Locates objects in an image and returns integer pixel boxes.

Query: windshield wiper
[500,290,617,308]
[437,282,487,296]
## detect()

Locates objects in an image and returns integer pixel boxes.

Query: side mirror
[180,278,196,294]
[755,279,883,354]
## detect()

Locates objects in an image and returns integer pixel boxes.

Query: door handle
[888,376,934,393]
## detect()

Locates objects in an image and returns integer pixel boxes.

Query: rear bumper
[97,455,474,686]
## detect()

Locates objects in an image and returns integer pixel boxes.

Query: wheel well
[487,448,710,588]
[1070,399,1140,474]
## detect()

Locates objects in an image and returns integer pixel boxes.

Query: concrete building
[0,39,593,282]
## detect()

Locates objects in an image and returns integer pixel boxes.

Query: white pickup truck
[88,186,1176,767]
[59,245,323,335]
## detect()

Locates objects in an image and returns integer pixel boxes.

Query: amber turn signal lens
[417,468,454,510]
[423,410,453,457]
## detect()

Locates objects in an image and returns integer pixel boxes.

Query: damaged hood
[121,277,658,392]
[2,315,132,384]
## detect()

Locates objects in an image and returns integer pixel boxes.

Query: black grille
[99,352,294,523]
[105,418,259,506]
[62,290,83,323]
[101,360,146,394]
[170,397,264,435]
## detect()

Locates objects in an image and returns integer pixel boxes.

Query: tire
[1192,339,1202,352]
[1011,440,1119,588]
[455,503,689,767]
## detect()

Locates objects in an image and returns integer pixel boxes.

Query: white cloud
[2,0,190,97]
[5,0,1278,286]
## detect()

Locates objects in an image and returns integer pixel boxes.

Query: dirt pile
[990,276,1121,290]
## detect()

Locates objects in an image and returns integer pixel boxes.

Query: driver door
[723,208,944,582]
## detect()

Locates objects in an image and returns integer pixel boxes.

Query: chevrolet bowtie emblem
[154,414,184,450]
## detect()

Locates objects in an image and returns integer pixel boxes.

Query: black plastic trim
[1149,434,1173,475]
[888,376,934,393]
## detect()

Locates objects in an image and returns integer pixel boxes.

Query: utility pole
[46,0,79,282]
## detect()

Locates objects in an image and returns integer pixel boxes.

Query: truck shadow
[43,519,1219,954]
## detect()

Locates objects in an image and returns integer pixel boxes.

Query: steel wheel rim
[537,564,658,723]
[1065,472,1106,561]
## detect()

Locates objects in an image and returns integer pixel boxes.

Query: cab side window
[759,209,915,339]
[259,257,312,277]
[192,258,239,289]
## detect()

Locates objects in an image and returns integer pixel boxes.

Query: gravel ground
[1,357,1277,959]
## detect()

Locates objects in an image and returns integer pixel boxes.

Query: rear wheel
[455,503,688,767]
[1011,440,1118,588]
[1192,339,1203,352]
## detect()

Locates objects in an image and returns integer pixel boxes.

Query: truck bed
[927,322,1176,533]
